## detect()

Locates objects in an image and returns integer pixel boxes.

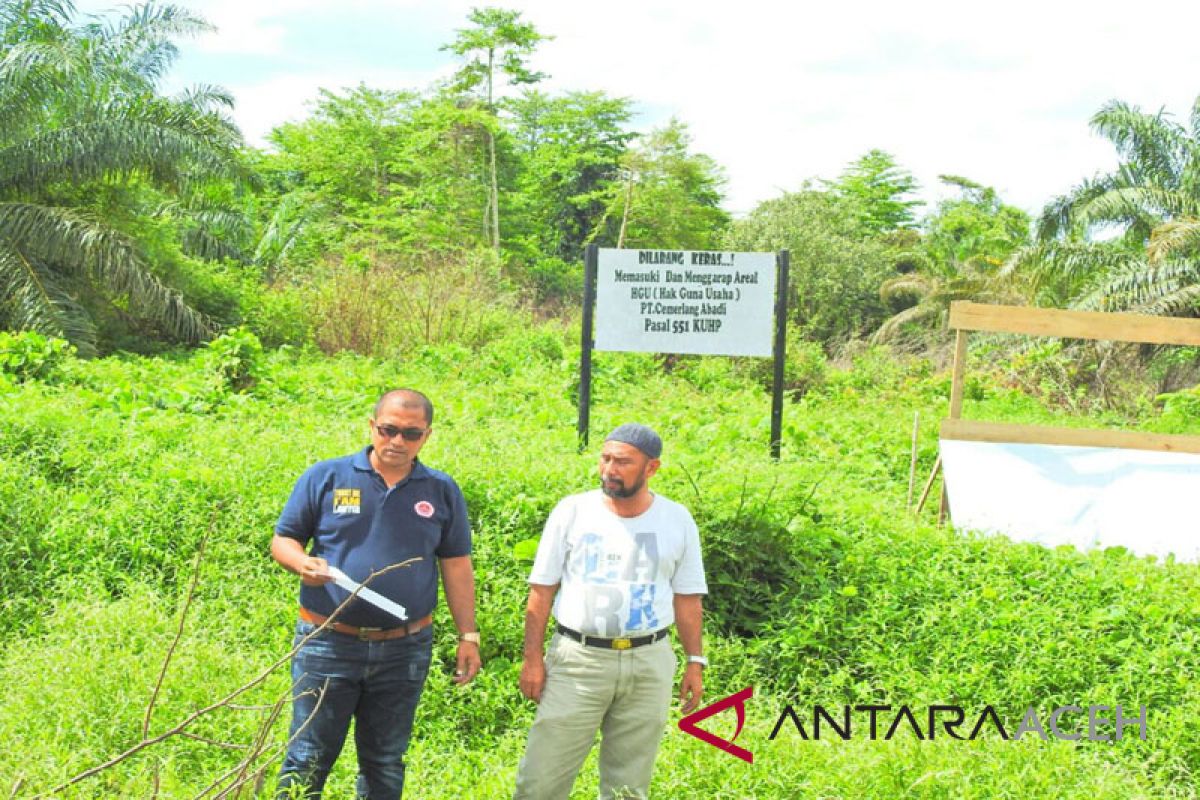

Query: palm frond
[254,191,318,271]
[1148,217,1200,263]
[0,38,89,132]
[1091,100,1187,188]
[97,3,212,85]
[0,115,245,195]
[1002,241,1133,281]
[1036,176,1113,241]
[878,273,932,305]
[0,0,74,33]
[174,82,234,114]
[1074,257,1200,313]
[0,201,212,342]
[871,301,942,343]
[159,198,252,261]
[0,235,98,353]
[1074,186,1194,232]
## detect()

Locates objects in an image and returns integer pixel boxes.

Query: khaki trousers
[514,632,677,800]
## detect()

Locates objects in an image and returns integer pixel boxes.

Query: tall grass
[2,327,1198,797]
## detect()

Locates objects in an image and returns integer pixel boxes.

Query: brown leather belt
[300,607,432,641]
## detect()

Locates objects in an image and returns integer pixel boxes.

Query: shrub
[205,327,263,392]
[310,249,520,357]
[734,333,829,399]
[240,283,312,348]
[524,256,583,309]
[0,330,75,382]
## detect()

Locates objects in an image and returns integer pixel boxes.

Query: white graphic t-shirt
[528,490,707,637]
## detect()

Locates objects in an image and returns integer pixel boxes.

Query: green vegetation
[5,2,1199,382]
[1019,99,1200,315]
[2,328,1200,797]
[0,1,250,354]
[4,3,1200,798]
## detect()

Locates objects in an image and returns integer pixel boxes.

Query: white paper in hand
[326,566,408,622]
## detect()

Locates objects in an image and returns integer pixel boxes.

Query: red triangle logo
[677,685,754,763]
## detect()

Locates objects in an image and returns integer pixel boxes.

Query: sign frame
[577,244,790,458]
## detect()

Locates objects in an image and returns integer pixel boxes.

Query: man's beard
[601,475,644,499]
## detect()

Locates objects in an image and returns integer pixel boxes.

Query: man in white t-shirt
[513,423,708,800]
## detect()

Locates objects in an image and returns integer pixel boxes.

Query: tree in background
[265,86,494,264]
[874,176,1030,344]
[595,118,730,251]
[924,176,1031,270]
[442,6,548,251]
[1009,96,1200,315]
[0,0,249,354]
[825,149,923,234]
[729,187,893,345]
[507,90,633,262]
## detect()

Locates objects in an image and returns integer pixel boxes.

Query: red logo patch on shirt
[414,501,435,518]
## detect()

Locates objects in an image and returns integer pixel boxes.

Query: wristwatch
[458,632,481,645]
[686,654,708,667]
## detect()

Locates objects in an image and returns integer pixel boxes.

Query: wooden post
[770,250,790,460]
[907,412,919,509]
[915,454,942,515]
[578,245,598,453]
[940,329,969,524]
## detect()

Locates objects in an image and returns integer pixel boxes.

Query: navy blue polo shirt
[275,447,471,628]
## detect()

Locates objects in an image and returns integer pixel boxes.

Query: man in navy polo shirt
[272,388,480,799]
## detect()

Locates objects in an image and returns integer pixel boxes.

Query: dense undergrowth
[2,325,1199,798]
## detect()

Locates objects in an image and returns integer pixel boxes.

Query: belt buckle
[612,637,632,650]
[356,626,382,641]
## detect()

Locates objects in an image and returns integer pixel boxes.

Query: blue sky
[77,0,1200,217]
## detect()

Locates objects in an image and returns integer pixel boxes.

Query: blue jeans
[277,620,433,799]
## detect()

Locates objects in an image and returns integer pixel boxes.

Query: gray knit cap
[604,423,663,459]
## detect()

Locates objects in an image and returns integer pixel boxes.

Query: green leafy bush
[696,486,834,638]
[4,336,1200,796]
[0,330,75,382]
[309,250,520,357]
[734,333,829,399]
[205,327,263,392]
[524,255,583,308]
[240,282,313,348]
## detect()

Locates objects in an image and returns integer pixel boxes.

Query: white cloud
[75,0,1200,216]
[223,66,452,145]
[485,0,1200,214]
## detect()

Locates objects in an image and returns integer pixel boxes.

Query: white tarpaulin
[941,439,1200,562]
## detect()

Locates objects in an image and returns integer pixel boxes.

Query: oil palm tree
[873,177,1031,344]
[1005,97,1200,315]
[0,0,249,354]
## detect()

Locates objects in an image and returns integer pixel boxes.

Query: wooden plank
[941,418,1200,455]
[941,329,970,525]
[914,454,941,514]
[948,301,1200,346]
[948,329,968,419]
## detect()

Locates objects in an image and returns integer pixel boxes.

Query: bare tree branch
[197,682,326,800]
[176,732,251,751]
[144,515,214,738]
[31,558,422,798]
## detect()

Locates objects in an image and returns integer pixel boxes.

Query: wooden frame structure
[932,301,1200,521]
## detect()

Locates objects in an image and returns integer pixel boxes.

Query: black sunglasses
[373,423,427,442]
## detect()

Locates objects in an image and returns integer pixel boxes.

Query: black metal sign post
[770,250,790,460]
[578,244,598,453]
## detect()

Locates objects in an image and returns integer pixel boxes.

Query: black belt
[556,624,669,650]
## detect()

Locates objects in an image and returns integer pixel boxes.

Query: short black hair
[374,388,434,425]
